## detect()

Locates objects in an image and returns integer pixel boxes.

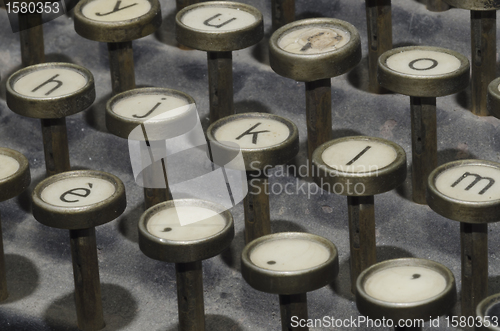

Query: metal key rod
[69,227,105,331]
[271,0,295,31]
[41,118,71,176]
[0,213,7,302]
[108,41,136,95]
[144,160,172,209]
[365,0,392,94]
[176,0,198,11]
[279,293,308,331]
[176,261,205,331]
[141,142,171,209]
[207,51,234,123]
[305,79,332,171]
[410,96,437,204]
[18,13,45,66]
[244,171,271,244]
[461,222,488,317]
[347,195,376,294]
[470,10,496,116]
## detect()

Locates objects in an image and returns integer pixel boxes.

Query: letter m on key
[451,172,495,195]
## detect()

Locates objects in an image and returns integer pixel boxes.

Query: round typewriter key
[477,293,500,330]
[139,199,234,331]
[356,258,456,330]
[176,1,263,123]
[365,0,392,93]
[207,113,299,243]
[269,18,361,170]
[488,77,500,118]
[442,0,499,116]
[242,232,339,331]
[0,148,30,302]
[74,0,162,95]
[106,87,197,209]
[378,46,469,204]
[313,136,406,293]
[427,159,500,317]
[6,63,95,176]
[32,170,126,330]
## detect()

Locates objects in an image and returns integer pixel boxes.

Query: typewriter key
[269,18,361,170]
[313,136,406,293]
[378,46,469,204]
[139,199,234,331]
[357,258,456,331]
[242,232,339,331]
[74,0,162,95]
[176,1,263,123]
[106,87,197,209]
[32,170,126,330]
[6,63,95,176]
[207,113,299,243]
[427,159,500,317]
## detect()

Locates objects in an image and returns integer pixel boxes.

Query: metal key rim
[138,199,234,263]
[356,258,456,321]
[6,63,95,119]
[427,159,500,223]
[32,170,126,229]
[175,1,264,51]
[0,148,31,202]
[241,232,339,295]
